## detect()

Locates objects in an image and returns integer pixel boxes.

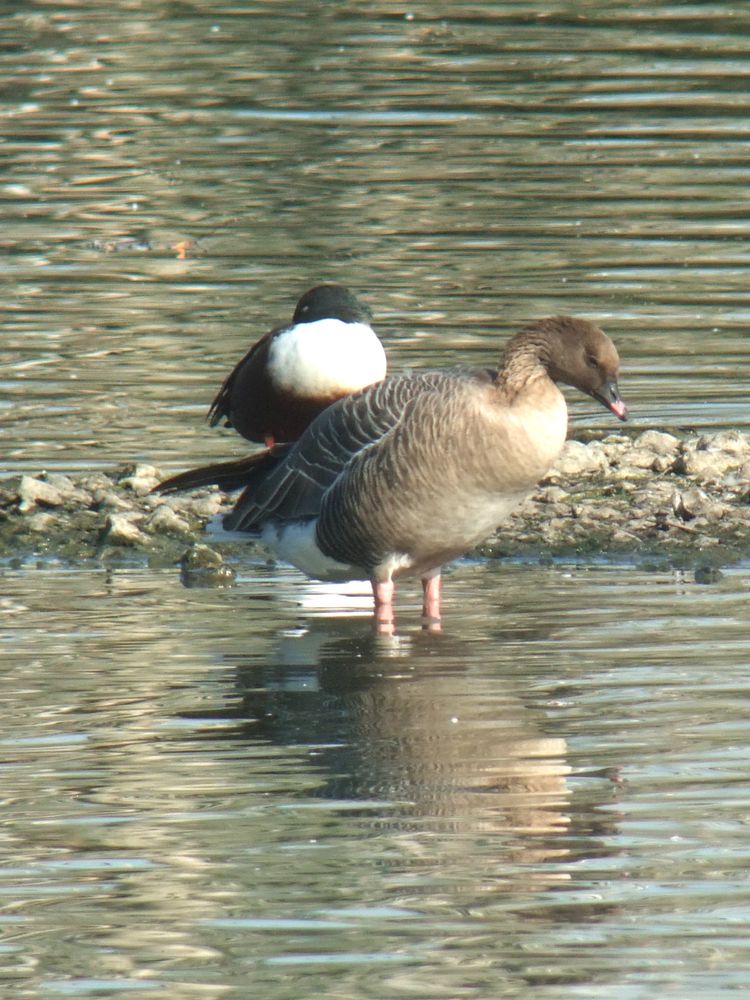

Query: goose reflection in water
[179,614,621,884]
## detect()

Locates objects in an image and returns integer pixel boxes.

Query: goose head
[507,316,628,421]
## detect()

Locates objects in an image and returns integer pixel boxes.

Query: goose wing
[223,369,460,532]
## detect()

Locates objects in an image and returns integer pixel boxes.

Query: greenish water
[2,560,750,998]
[3,1,750,479]
[2,2,750,997]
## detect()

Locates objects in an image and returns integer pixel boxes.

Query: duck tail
[153,445,292,495]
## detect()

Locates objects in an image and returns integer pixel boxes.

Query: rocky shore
[1,429,748,580]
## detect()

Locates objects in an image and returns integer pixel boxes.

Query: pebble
[18,476,64,512]
[672,488,710,522]
[145,505,193,537]
[186,493,224,517]
[536,486,568,504]
[548,440,608,478]
[1,430,749,568]
[44,473,93,506]
[676,449,740,481]
[102,512,151,547]
[635,430,680,455]
[119,464,163,496]
[26,512,59,533]
[96,490,135,511]
[620,447,661,470]
[180,543,236,588]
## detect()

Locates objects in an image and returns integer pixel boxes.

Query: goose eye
[585,354,599,370]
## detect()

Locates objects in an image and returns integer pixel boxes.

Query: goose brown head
[505,316,628,421]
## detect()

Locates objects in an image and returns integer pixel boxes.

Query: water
[3,1,750,996]
[4,2,750,476]
[2,560,750,997]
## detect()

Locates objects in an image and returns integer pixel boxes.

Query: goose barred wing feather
[223,370,455,533]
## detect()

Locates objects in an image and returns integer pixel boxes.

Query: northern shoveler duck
[217,316,628,629]
[210,282,384,446]
[156,283,386,494]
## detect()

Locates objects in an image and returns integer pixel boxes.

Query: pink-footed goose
[157,284,385,495]
[223,316,627,628]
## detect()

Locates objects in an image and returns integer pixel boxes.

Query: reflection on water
[229,624,575,851]
[2,559,750,996]
[3,2,750,479]
[3,1,750,996]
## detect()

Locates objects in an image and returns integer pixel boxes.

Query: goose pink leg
[421,573,442,631]
[372,579,396,633]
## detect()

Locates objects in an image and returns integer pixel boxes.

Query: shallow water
[2,558,750,998]
[3,1,750,997]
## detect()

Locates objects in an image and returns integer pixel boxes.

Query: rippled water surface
[3,559,750,998]
[3,2,750,997]
[3,0,750,476]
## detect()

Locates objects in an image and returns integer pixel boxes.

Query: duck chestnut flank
[217,315,628,629]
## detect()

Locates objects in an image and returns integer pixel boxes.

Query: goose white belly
[261,520,366,582]
[258,494,524,585]
[306,485,531,584]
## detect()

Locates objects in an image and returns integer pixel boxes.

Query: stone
[611,528,638,545]
[44,473,93,506]
[25,512,59,533]
[145,505,192,537]
[621,447,661,470]
[181,543,225,570]
[635,430,680,456]
[548,441,609,479]
[676,449,740,481]
[101,513,150,547]
[535,486,568,504]
[601,436,633,463]
[95,490,135,512]
[186,494,224,517]
[611,466,650,482]
[706,431,750,456]
[79,472,117,492]
[179,544,235,588]
[118,464,162,496]
[18,476,64,512]
[652,454,675,473]
[670,488,729,524]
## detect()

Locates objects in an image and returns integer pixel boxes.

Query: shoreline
[1,429,748,579]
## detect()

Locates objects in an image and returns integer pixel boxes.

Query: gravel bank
[1,430,748,579]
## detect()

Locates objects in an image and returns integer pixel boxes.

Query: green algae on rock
[0,433,748,573]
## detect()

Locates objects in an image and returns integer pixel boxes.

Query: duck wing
[223,369,459,532]
[207,327,278,429]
